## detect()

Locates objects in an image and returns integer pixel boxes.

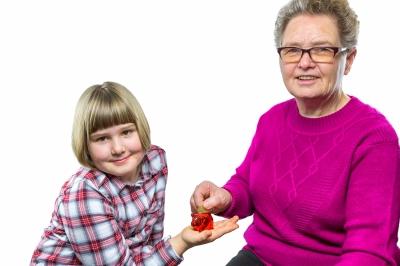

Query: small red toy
[191,207,213,232]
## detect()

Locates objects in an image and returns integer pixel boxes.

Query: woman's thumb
[203,197,218,210]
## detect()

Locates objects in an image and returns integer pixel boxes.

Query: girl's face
[88,123,145,183]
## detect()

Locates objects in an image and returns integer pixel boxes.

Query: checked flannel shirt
[31,145,182,265]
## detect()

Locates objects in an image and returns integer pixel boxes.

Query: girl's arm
[60,180,182,265]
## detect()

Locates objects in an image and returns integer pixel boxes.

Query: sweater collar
[287,96,364,134]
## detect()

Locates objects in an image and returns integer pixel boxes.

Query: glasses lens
[310,47,336,63]
[280,47,302,63]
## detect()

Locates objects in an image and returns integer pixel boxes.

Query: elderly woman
[190,0,400,265]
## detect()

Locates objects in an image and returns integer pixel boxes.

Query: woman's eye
[314,47,334,53]
[287,48,300,53]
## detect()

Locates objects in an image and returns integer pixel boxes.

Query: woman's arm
[337,140,400,265]
[221,114,267,218]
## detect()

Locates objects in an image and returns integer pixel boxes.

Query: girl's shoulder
[142,145,167,176]
[59,167,107,195]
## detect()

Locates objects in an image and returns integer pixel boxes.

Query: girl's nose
[111,138,125,155]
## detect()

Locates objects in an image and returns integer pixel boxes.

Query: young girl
[31,82,239,265]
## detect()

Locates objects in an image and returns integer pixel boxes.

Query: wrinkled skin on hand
[191,212,213,232]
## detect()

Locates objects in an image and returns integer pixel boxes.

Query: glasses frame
[277,46,349,63]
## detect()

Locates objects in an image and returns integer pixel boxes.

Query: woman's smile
[296,75,320,86]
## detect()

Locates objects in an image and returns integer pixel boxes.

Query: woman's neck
[296,92,350,118]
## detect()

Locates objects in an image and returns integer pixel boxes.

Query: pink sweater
[223,97,400,265]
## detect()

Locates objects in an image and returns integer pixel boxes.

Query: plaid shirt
[31,145,182,265]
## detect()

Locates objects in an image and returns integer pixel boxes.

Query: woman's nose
[298,51,316,69]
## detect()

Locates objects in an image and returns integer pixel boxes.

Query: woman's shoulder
[258,98,295,124]
[349,96,398,144]
[267,98,294,113]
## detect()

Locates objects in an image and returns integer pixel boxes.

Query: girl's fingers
[207,216,240,240]
[213,215,239,228]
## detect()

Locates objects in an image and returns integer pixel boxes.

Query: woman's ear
[344,48,357,75]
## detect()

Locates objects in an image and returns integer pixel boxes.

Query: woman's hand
[169,215,239,256]
[190,181,232,214]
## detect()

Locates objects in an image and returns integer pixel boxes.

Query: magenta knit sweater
[222,97,400,265]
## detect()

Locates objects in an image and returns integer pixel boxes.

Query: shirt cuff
[164,236,184,263]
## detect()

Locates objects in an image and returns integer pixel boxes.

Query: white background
[1,1,399,265]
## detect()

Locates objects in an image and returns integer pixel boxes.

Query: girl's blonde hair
[72,81,150,168]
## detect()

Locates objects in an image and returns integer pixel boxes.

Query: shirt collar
[82,147,161,191]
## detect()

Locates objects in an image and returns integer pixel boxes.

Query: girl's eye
[95,136,108,142]
[122,129,134,136]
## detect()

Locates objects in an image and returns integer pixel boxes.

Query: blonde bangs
[86,95,137,136]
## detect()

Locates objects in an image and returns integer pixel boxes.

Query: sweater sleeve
[336,132,400,265]
[221,115,266,218]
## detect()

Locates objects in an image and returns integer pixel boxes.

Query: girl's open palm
[181,215,239,246]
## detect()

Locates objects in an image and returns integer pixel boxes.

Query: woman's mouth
[297,75,318,80]
[296,75,319,85]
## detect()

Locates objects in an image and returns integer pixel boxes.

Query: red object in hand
[191,212,213,232]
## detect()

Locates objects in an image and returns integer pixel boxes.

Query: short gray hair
[274,0,359,48]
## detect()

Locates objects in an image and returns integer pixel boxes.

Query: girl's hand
[169,215,239,256]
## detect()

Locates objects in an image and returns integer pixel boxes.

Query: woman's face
[279,14,355,101]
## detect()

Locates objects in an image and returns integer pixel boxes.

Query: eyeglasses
[277,46,348,63]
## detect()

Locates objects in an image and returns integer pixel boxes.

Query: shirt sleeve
[59,180,182,266]
[147,146,169,245]
[148,195,166,245]
[336,138,400,265]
